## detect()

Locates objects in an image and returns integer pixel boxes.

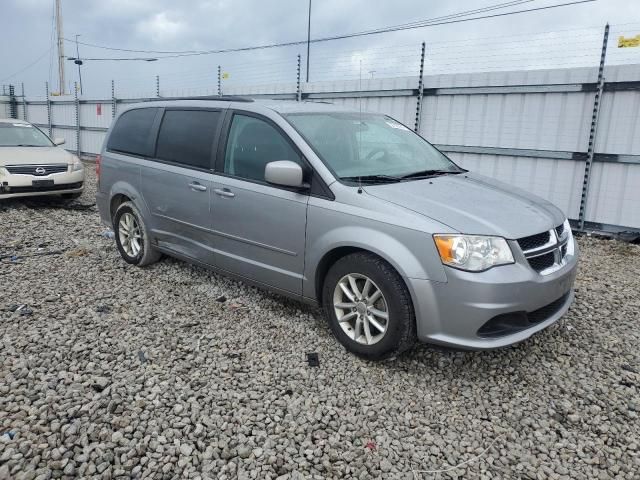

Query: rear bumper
[96,191,111,226]
[408,239,579,350]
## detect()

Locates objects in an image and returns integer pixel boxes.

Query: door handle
[214,188,235,198]
[188,182,207,192]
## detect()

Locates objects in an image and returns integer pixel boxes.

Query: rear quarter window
[107,108,158,157]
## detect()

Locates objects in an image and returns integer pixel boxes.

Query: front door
[211,112,309,295]
[140,108,222,264]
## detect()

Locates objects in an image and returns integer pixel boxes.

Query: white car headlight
[71,157,84,171]
[433,234,514,272]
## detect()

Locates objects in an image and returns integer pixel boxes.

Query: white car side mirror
[53,138,66,146]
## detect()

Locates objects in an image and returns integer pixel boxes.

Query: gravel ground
[1,166,639,480]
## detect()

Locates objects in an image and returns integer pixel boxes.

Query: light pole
[75,34,83,95]
[306,0,312,82]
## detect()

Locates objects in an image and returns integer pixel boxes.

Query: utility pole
[75,34,83,95]
[55,0,66,95]
[306,0,312,82]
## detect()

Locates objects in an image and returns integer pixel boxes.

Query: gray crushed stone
[1,167,639,479]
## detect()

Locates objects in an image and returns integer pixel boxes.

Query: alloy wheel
[333,273,389,345]
[118,212,142,258]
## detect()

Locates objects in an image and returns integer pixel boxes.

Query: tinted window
[224,114,301,182]
[107,108,157,156]
[156,110,221,169]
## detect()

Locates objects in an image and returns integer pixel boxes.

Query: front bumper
[408,239,579,349]
[0,168,84,199]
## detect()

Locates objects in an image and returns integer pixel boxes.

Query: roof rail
[144,95,254,103]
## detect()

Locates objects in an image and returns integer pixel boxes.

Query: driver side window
[224,114,302,182]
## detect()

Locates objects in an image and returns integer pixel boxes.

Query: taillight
[96,154,101,187]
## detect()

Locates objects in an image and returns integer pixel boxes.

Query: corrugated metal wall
[4,63,640,231]
[416,68,596,221]
[0,96,10,118]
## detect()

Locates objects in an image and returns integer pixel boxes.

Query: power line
[69,57,158,61]
[62,0,594,60]
[63,0,535,55]
[1,47,54,83]
[317,0,598,42]
[351,0,536,34]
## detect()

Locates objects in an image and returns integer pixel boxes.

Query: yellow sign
[618,34,640,48]
[222,72,230,79]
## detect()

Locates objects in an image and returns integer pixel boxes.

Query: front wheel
[323,252,416,360]
[113,201,161,267]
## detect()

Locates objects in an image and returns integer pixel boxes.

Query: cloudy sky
[2,0,640,98]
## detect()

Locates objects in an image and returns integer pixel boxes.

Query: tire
[113,201,161,267]
[322,252,416,360]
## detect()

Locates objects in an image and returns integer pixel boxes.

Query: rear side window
[155,110,221,169]
[107,108,158,157]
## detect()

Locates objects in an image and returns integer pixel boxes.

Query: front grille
[527,252,556,272]
[3,181,83,194]
[478,293,570,338]
[5,164,68,176]
[517,231,550,251]
[518,224,572,275]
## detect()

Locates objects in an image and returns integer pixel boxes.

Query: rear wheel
[322,252,416,360]
[113,201,161,267]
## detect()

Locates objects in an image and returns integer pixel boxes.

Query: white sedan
[0,118,85,200]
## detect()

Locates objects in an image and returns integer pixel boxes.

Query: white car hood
[0,146,74,166]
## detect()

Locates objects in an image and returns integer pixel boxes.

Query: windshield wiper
[340,174,402,184]
[400,168,466,180]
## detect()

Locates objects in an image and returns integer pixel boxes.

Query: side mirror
[265,161,308,189]
[53,138,66,146]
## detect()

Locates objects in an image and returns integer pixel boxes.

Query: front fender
[304,209,448,300]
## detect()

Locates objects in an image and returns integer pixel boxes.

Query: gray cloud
[1,0,639,97]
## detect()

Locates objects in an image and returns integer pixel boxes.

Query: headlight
[71,157,84,171]
[433,234,514,272]
[562,219,575,255]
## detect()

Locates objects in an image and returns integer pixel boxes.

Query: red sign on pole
[97,104,102,116]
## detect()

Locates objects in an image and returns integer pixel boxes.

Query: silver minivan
[96,98,578,360]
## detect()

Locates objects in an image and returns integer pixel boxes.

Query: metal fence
[1,24,640,234]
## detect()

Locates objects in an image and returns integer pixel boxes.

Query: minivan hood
[363,172,565,239]
[0,146,73,166]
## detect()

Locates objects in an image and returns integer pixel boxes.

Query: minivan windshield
[0,123,53,147]
[285,112,463,183]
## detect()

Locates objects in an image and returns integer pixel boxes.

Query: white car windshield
[285,112,463,183]
[0,123,53,147]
